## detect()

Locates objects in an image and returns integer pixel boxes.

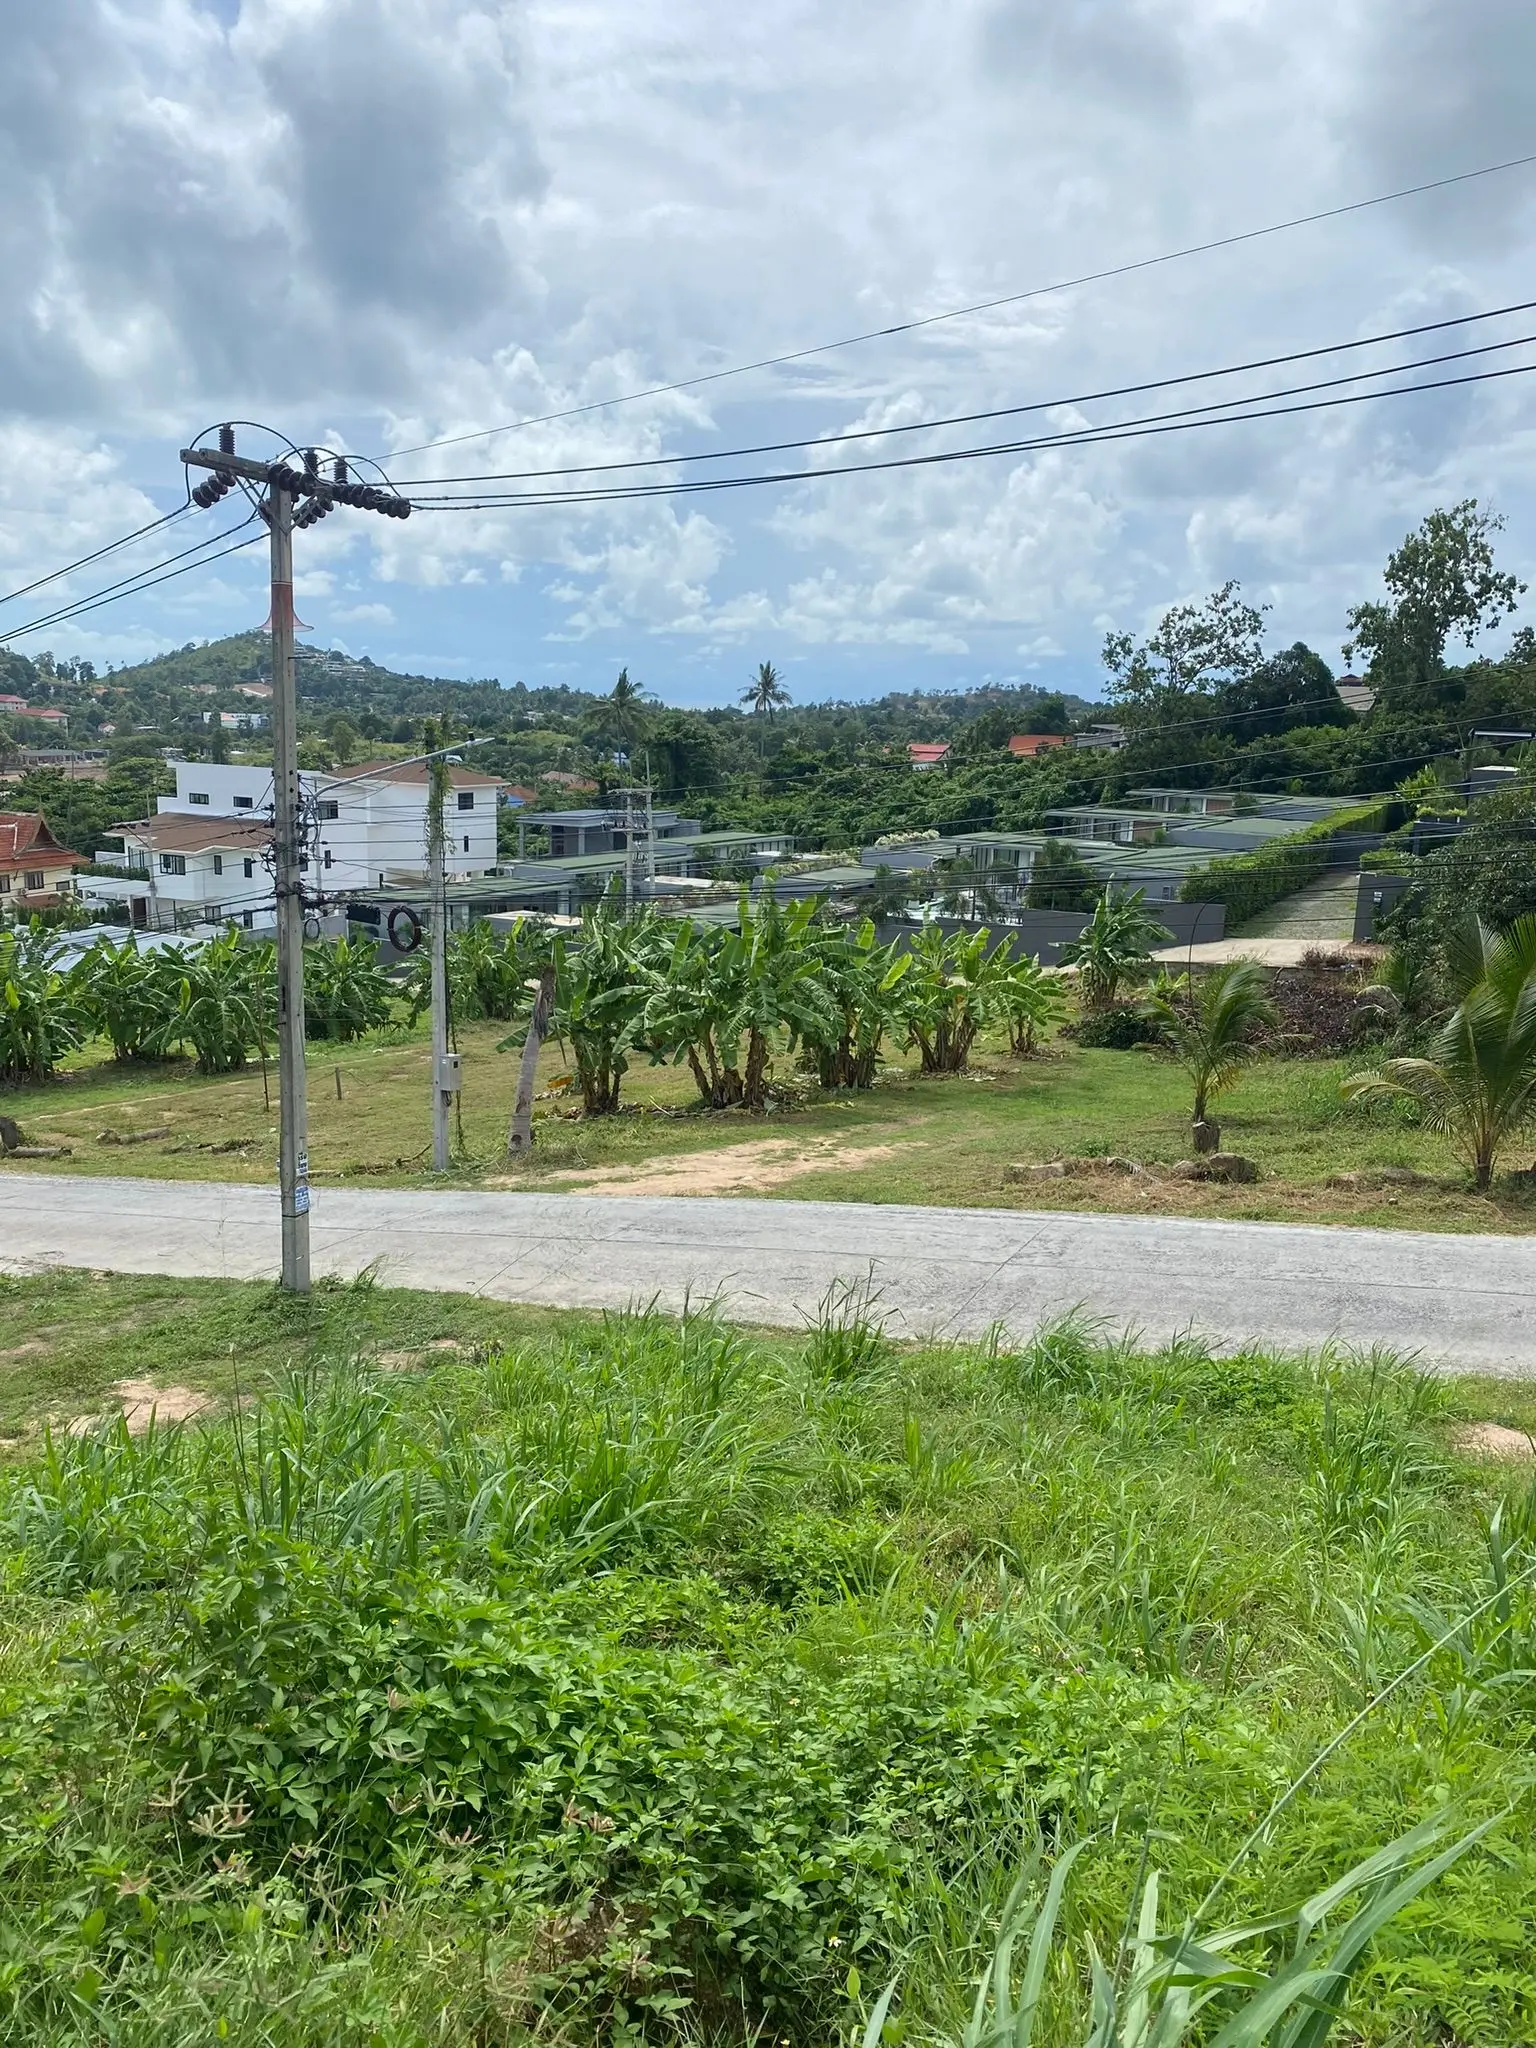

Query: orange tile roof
[0,812,83,866]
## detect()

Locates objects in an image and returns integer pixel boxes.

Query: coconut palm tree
[607,667,649,758]
[741,659,790,720]
[1149,958,1277,1151]
[741,661,791,758]
[1344,913,1536,1188]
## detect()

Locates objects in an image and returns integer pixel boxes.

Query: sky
[3,0,1536,711]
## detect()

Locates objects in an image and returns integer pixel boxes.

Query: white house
[84,757,502,932]
[85,812,275,931]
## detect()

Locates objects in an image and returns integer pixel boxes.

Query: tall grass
[0,1297,1532,2043]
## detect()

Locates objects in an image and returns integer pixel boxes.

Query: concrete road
[2,1172,1533,1373]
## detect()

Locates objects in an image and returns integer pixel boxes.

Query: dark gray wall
[876,900,1224,964]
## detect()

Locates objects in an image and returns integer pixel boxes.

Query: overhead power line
[382,150,1536,459]
[0,505,195,611]
[395,304,1536,488]
[0,521,266,647]
[410,355,1536,512]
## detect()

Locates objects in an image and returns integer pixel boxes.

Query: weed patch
[0,1288,1532,2041]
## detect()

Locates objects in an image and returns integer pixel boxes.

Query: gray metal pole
[428,749,451,1172]
[269,487,311,1291]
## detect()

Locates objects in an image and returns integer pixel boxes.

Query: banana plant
[897,925,1016,1073]
[997,952,1065,1058]
[802,917,912,1089]
[0,920,85,1082]
[1059,888,1173,1014]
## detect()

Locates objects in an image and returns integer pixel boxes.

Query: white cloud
[1,0,1535,695]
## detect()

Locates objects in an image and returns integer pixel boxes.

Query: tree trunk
[506,967,556,1157]
[743,1029,770,1110]
[1192,1117,1221,1155]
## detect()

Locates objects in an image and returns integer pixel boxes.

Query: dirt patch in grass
[1452,1420,1536,1460]
[375,1337,480,1371]
[519,1136,908,1197]
[68,1377,215,1435]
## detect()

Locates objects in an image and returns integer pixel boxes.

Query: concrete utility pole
[615,784,654,912]
[426,729,453,1172]
[180,430,413,1291]
[267,483,312,1287]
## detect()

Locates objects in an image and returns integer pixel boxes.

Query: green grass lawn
[0,1272,1534,2043]
[1,1017,1530,1236]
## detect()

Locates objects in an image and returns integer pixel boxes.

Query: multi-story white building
[84,758,502,933]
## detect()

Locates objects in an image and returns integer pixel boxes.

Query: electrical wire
[0,506,196,610]
[393,300,1536,488]
[381,151,1536,459]
[0,521,266,648]
[411,356,1536,512]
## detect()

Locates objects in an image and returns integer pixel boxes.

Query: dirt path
[502,1136,908,1197]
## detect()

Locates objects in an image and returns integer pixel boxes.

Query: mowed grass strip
[1,1017,1533,1231]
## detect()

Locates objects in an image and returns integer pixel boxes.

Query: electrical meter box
[436,1053,463,1094]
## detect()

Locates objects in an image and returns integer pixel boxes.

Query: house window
[212,855,224,876]
[0,876,10,893]
[318,800,339,821]
[159,853,187,875]
[234,794,254,810]
[243,857,254,879]
[188,792,210,806]
[323,849,332,869]
[462,835,470,853]
[242,911,254,929]
[457,791,474,811]
[24,871,44,892]
[299,855,309,871]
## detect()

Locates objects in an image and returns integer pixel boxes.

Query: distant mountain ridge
[99,632,1098,737]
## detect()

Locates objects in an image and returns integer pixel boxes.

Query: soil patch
[520,1136,906,1198]
[68,1378,214,1436]
[375,1338,479,1372]
[1451,1421,1536,1461]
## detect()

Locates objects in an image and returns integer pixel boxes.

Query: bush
[166,932,273,1074]
[71,937,181,1061]
[1066,1002,1164,1048]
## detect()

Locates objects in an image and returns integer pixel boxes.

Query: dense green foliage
[490,900,1067,1118]
[302,934,395,1043]
[0,1302,1532,2043]
[0,924,86,1082]
[0,931,408,1085]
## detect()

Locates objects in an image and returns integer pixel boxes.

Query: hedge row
[1178,799,1399,927]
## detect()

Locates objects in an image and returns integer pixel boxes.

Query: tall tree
[741,661,791,758]
[606,667,650,759]
[1103,581,1268,728]
[1345,501,1525,709]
